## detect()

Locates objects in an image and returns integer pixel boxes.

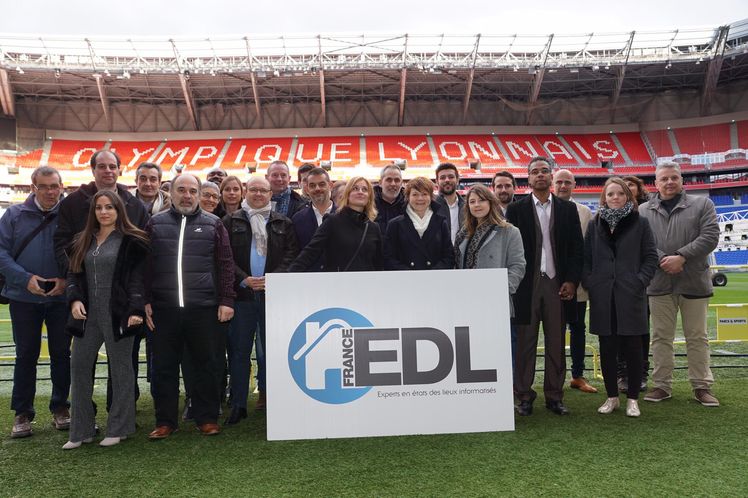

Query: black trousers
[151,306,221,428]
[599,335,643,399]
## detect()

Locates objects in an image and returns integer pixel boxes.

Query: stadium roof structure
[1,18,748,131]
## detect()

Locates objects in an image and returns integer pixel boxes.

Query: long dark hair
[69,191,148,273]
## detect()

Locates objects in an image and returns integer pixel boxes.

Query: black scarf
[454,222,495,269]
[598,201,634,232]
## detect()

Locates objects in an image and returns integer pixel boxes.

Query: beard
[175,202,198,215]
[497,192,513,204]
[439,183,456,195]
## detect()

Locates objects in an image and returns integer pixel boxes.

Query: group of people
[0,151,720,448]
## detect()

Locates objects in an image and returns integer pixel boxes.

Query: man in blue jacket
[0,166,70,438]
[291,167,334,271]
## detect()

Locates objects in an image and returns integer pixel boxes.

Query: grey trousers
[69,317,135,442]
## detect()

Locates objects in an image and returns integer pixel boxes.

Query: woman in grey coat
[63,191,149,449]
[583,178,659,417]
[455,184,525,311]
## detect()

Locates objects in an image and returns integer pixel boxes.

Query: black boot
[224,407,247,426]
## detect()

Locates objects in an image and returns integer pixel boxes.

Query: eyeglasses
[529,168,552,175]
[33,184,61,192]
[350,185,369,193]
[200,192,220,200]
[247,187,271,194]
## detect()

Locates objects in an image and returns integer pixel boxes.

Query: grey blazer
[456,224,526,315]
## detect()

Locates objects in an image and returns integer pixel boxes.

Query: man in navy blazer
[291,167,334,271]
[505,157,584,417]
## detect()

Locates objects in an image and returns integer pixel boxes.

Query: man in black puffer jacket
[222,176,299,424]
[145,174,235,439]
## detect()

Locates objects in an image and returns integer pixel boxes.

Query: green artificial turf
[0,274,746,496]
[0,377,746,497]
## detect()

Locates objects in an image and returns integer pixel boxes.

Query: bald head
[246,175,273,209]
[172,174,201,214]
[553,169,576,201]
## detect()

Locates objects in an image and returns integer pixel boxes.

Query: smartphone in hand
[41,280,56,294]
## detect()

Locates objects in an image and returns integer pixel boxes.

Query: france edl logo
[288,307,497,405]
[288,308,373,405]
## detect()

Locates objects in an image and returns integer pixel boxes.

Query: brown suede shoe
[694,389,720,407]
[197,423,221,436]
[51,407,71,430]
[11,414,33,438]
[570,377,598,393]
[148,425,177,440]
[643,388,672,402]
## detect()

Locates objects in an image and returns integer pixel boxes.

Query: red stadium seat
[47,140,106,170]
[644,130,674,158]
[613,133,653,165]
[672,124,732,155]
[736,121,748,149]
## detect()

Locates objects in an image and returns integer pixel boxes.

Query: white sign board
[266,269,514,440]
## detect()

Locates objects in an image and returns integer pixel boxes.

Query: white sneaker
[626,399,641,417]
[99,436,126,447]
[597,397,620,414]
[62,437,93,450]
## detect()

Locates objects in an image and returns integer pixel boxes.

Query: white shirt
[447,198,460,244]
[532,193,556,279]
[312,202,334,226]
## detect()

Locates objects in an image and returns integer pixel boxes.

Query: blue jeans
[227,298,266,410]
[568,301,588,379]
[9,300,71,419]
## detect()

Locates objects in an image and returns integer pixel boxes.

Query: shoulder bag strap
[343,222,369,272]
[12,212,57,260]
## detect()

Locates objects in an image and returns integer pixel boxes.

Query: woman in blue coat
[384,177,454,270]
[583,177,659,417]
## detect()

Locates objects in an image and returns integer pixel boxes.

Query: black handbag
[65,315,86,338]
[0,212,57,304]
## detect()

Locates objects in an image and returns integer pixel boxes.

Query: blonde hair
[337,176,377,222]
[464,183,507,237]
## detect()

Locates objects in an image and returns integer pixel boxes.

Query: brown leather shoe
[51,407,71,430]
[255,391,266,411]
[148,425,177,440]
[197,423,221,436]
[570,377,598,393]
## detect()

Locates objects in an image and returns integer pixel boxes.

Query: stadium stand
[615,132,654,165]
[673,123,733,155]
[644,129,675,158]
[47,140,105,170]
[2,123,748,191]
[715,250,748,266]
[737,121,748,149]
